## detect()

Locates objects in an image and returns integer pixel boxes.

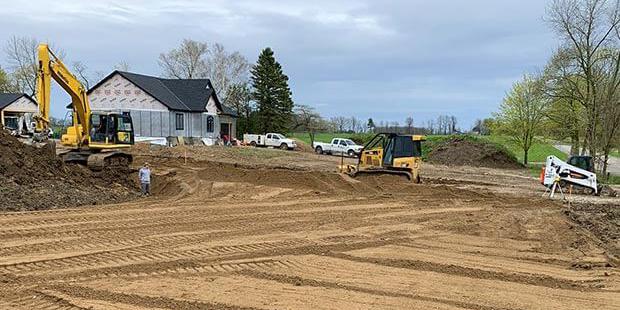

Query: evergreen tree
[251,48,294,133]
[367,118,376,132]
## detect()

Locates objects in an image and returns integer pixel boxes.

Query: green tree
[0,66,17,92]
[495,75,549,165]
[367,118,375,132]
[226,82,255,137]
[251,48,294,133]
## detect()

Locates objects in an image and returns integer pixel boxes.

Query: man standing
[139,162,151,196]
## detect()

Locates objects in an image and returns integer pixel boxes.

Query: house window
[206,115,214,133]
[175,113,184,130]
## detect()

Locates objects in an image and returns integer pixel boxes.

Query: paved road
[553,144,620,175]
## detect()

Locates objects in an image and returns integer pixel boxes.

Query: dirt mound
[0,130,138,211]
[428,137,523,169]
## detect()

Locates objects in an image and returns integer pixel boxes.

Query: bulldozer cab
[345,133,426,183]
[89,112,134,148]
[360,133,425,169]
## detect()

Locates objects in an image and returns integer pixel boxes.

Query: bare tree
[158,39,208,79]
[71,61,91,89]
[114,61,131,71]
[4,36,65,95]
[293,105,326,146]
[331,116,351,133]
[349,117,358,133]
[205,43,250,103]
[405,116,414,134]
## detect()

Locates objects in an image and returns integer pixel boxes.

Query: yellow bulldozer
[340,133,426,183]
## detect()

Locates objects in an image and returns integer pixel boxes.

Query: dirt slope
[0,130,138,211]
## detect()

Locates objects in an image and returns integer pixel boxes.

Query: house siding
[1,96,38,113]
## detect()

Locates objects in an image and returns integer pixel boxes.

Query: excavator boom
[36,44,91,146]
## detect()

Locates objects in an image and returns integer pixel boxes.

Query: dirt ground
[1,145,619,309]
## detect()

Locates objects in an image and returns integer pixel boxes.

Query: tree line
[492,0,620,177]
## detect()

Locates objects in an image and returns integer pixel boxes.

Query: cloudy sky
[0,0,556,129]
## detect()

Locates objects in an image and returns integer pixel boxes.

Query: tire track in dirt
[236,270,517,310]
[46,285,262,310]
[0,240,311,275]
[328,252,600,291]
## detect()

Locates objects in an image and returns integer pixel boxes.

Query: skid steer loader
[340,133,426,183]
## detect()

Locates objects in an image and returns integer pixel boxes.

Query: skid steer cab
[340,133,426,183]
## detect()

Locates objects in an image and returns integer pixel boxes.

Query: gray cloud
[0,0,555,128]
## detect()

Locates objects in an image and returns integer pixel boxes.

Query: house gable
[0,93,37,113]
[88,73,168,111]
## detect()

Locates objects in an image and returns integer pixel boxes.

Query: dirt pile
[428,137,523,169]
[0,130,138,211]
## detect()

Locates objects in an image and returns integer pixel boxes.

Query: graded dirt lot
[1,145,619,309]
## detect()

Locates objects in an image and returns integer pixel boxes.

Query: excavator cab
[89,112,134,147]
[341,133,426,183]
[61,112,134,148]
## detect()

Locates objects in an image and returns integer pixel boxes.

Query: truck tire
[315,146,323,154]
[280,143,289,150]
[250,141,257,147]
[347,149,356,157]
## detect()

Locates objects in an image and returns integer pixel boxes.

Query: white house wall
[205,97,218,113]
[3,96,38,113]
[89,73,168,111]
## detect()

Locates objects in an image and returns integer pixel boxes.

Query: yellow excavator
[34,43,134,170]
[340,133,426,183]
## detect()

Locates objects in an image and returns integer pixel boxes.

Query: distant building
[0,93,38,130]
[86,71,237,145]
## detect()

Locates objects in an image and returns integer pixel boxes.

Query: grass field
[479,136,567,163]
[290,133,566,164]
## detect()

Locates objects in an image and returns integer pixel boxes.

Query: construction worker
[139,162,151,196]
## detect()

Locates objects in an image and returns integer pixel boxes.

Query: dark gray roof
[88,71,235,117]
[0,93,35,110]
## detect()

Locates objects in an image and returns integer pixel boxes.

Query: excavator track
[61,150,133,171]
[87,152,133,171]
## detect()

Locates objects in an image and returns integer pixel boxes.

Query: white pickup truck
[312,138,363,157]
[243,133,297,150]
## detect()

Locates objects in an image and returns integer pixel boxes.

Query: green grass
[479,135,567,164]
[611,150,620,158]
[605,174,620,185]
[290,133,567,165]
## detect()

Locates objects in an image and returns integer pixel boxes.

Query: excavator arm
[35,43,91,147]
